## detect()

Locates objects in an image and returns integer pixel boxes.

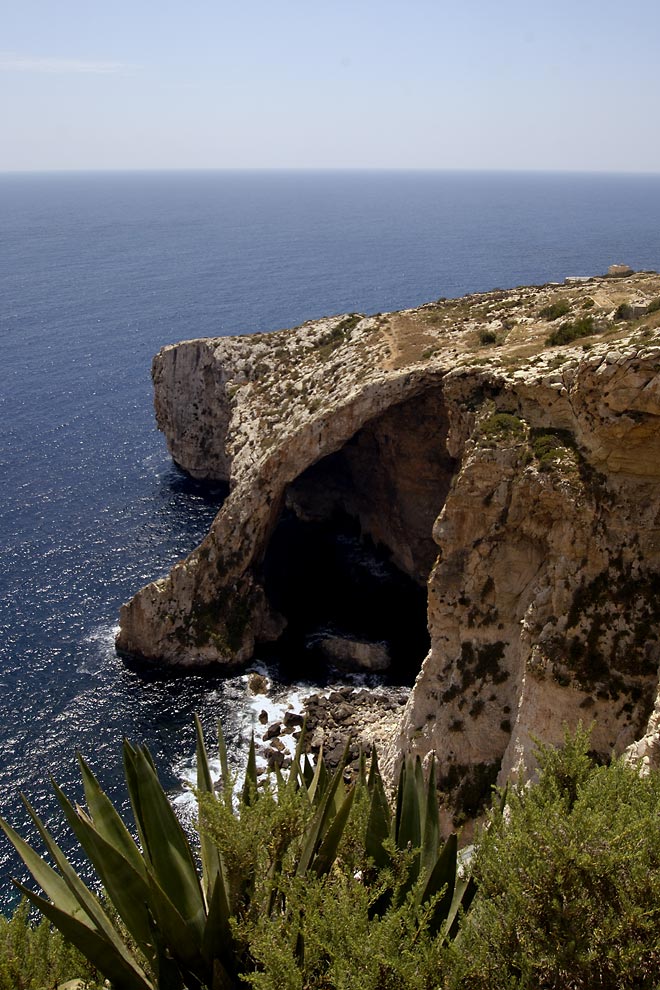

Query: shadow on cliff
[253,387,460,686]
[161,462,229,503]
[259,508,430,686]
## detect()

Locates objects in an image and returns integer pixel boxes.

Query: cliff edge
[117,271,660,821]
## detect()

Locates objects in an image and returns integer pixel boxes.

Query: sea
[1,169,659,906]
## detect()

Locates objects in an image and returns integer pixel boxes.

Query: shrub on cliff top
[545,315,596,346]
[539,299,570,321]
[448,727,660,990]
[478,412,526,444]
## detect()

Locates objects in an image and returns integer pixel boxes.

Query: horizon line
[1,165,660,178]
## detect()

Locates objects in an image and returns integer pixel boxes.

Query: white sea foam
[170,673,323,825]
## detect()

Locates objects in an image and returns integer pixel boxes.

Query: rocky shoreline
[249,676,409,776]
[302,686,408,773]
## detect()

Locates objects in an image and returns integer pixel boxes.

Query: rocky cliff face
[117,271,660,822]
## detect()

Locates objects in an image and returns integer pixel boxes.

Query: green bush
[448,727,660,990]
[243,866,447,990]
[545,315,596,346]
[8,723,660,989]
[614,302,634,321]
[531,429,577,472]
[478,329,497,346]
[0,899,102,990]
[539,299,570,321]
[1,722,473,990]
[478,413,526,443]
[646,297,660,314]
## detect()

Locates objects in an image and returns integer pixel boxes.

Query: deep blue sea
[1,169,659,905]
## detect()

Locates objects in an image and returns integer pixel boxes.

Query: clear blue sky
[2,0,659,172]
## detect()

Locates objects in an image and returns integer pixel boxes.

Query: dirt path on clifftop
[380,313,437,371]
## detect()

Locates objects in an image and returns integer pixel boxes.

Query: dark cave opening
[260,507,430,686]
[257,387,458,685]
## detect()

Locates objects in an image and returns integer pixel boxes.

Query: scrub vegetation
[448,727,660,989]
[3,725,660,989]
[539,299,571,321]
[545,315,597,346]
[0,720,473,990]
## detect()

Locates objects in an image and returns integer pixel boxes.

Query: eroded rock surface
[117,271,660,823]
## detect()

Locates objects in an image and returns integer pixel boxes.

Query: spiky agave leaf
[419,832,458,936]
[50,780,155,957]
[195,715,222,904]
[63,741,210,984]
[309,785,356,878]
[241,734,258,807]
[302,753,315,790]
[286,718,309,796]
[201,871,237,988]
[445,873,477,940]
[0,814,153,990]
[357,748,368,789]
[296,749,350,877]
[77,753,148,878]
[396,757,422,853]
[306,746,328,806]
[123,741,206,937]
[365,767,391,870]
[420,754,440,879]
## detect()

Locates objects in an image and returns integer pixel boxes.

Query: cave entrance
[262,507,429,684]
[259,387,457,685]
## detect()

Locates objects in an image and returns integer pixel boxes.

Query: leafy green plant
[646,296,660,314]
[0,720,355,990]
[545,315,597,346]
[244,867,448,990]
[0,898,103,990]
[235,748,476,990]
[477,329,497,346]
[449,726,660,990]
[531,428,577,472]
[364,750,476,939]
[1,722,475,990]
[477,412,526,443]
[539,299,570,321]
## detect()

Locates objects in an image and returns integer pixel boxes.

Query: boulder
[318,635,390,673]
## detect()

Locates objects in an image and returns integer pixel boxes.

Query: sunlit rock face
[117,272,660,825]
[388,359,660,827]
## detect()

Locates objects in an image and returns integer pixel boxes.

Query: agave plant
[1,721,478,989]
[0,718,355,990]
[364,747,476,938]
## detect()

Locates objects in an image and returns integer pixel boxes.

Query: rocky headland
[117,269,660,825]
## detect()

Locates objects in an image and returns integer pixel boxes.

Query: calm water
[1,169,659,903]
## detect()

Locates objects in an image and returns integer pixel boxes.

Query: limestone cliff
[117,271,660,821]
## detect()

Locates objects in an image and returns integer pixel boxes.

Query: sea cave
[257,386,458,683]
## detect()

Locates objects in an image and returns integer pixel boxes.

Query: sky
[2,0,659,173]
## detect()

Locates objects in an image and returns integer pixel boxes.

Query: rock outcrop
[117,271,660,823]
